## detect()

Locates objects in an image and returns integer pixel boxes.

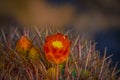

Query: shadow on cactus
[0,26,119,80]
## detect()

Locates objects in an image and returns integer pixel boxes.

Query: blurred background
[0,0,120,72]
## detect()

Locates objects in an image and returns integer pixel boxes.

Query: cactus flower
[43,33,70,64]
[28,47,40,61]
[47,67,56,79]
[16,36,32,54]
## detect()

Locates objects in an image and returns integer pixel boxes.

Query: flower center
[52,41,63,48]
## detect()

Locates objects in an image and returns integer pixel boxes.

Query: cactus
[0,26,119,80]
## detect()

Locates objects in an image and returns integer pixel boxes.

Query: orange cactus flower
[16,36,32,53]
[43,33,70,64]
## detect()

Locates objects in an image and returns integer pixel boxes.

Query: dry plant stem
[78,44,81,60]
[98,50,106,80]
[56,64,59,80]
